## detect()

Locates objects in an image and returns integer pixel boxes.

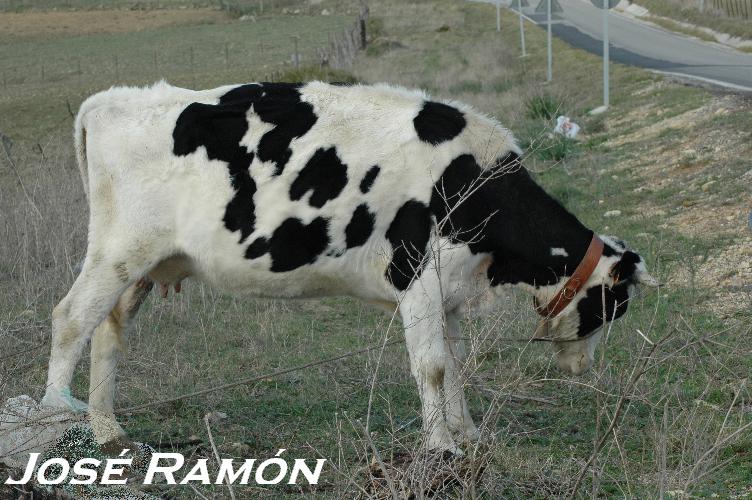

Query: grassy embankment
[631,0,752,46]
[1,0,750,497]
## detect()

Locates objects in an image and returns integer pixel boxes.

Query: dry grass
[1,0,751,498]
[0,8,231,40]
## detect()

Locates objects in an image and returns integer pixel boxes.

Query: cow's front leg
[400,286,458,454]
[89,278,153,445]
[444,312,479,442]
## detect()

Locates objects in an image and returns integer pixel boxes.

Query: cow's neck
[482,167,595,294]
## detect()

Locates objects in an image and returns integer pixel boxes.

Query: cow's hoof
[41,387,88,413]
[448,420,481,443]
[100,436,138,457]
[428,442,464,457]
[88,409,128,445]
[456,425,481,444]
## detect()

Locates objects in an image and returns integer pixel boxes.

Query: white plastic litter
[0,395,81,469]
[554,115,580,138]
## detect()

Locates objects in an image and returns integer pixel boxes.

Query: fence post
[190,46,196,88]
[359,1,369,49]
[496,0,501,31]
[546,0,552,82]
[292,36,300,69]
[517,0,526,57]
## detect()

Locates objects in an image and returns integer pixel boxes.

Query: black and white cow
[42,81,657,453]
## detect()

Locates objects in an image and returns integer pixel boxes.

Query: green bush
[366,16,386,39]
[517,122,578,163]
[275,66,358,84]
[524,93,561,121]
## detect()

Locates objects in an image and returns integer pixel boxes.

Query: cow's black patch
[246,217,330,272]
[345,204,375,249]
[610,250,640,282]
[253,83,318,175]
[385,200,433,291]
[173,83,319,242]
[603,243,618,257]
[173,91,258,242]
[359,165,380,194]
[245,237,269,259]
[429,152,593,288]
[575,283,630,337]
[289,147,348,208]
[413,101,466,145]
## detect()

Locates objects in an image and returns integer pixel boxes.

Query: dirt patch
[669,237,752,317]
[609,91,752,316]
[0,8,229,40]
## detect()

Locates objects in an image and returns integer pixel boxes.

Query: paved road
[476,0,752,91]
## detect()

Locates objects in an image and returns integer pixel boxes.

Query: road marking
[650,70,752,93]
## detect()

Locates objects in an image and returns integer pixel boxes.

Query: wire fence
[0,0,302,13]
[1,40,315,91]
[1,4,368,95]
[709,0,751,18]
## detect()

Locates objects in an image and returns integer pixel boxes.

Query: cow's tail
[73,103,90,200]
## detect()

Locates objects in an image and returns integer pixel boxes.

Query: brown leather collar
[535,234,604,319]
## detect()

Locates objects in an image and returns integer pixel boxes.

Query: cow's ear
[609,251,640,285]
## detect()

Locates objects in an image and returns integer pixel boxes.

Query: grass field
[1,0,751,498]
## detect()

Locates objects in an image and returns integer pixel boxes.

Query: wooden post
[358,0,369,49]
[190,46,195,88]
[292,36,300,69]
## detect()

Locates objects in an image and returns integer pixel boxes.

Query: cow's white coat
[43,81,638,452]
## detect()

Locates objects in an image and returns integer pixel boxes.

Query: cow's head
[534,236,659,375]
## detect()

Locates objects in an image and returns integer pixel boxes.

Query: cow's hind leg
[444,311,479,442]
[400,278,459,454]
[88,279,153,444]
[42,252,149,412]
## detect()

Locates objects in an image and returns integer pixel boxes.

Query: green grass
[0,13,349,142]
[0,0,300,13]
[0,0,751,498]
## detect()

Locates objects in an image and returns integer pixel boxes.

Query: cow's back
[77,81,518,301]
